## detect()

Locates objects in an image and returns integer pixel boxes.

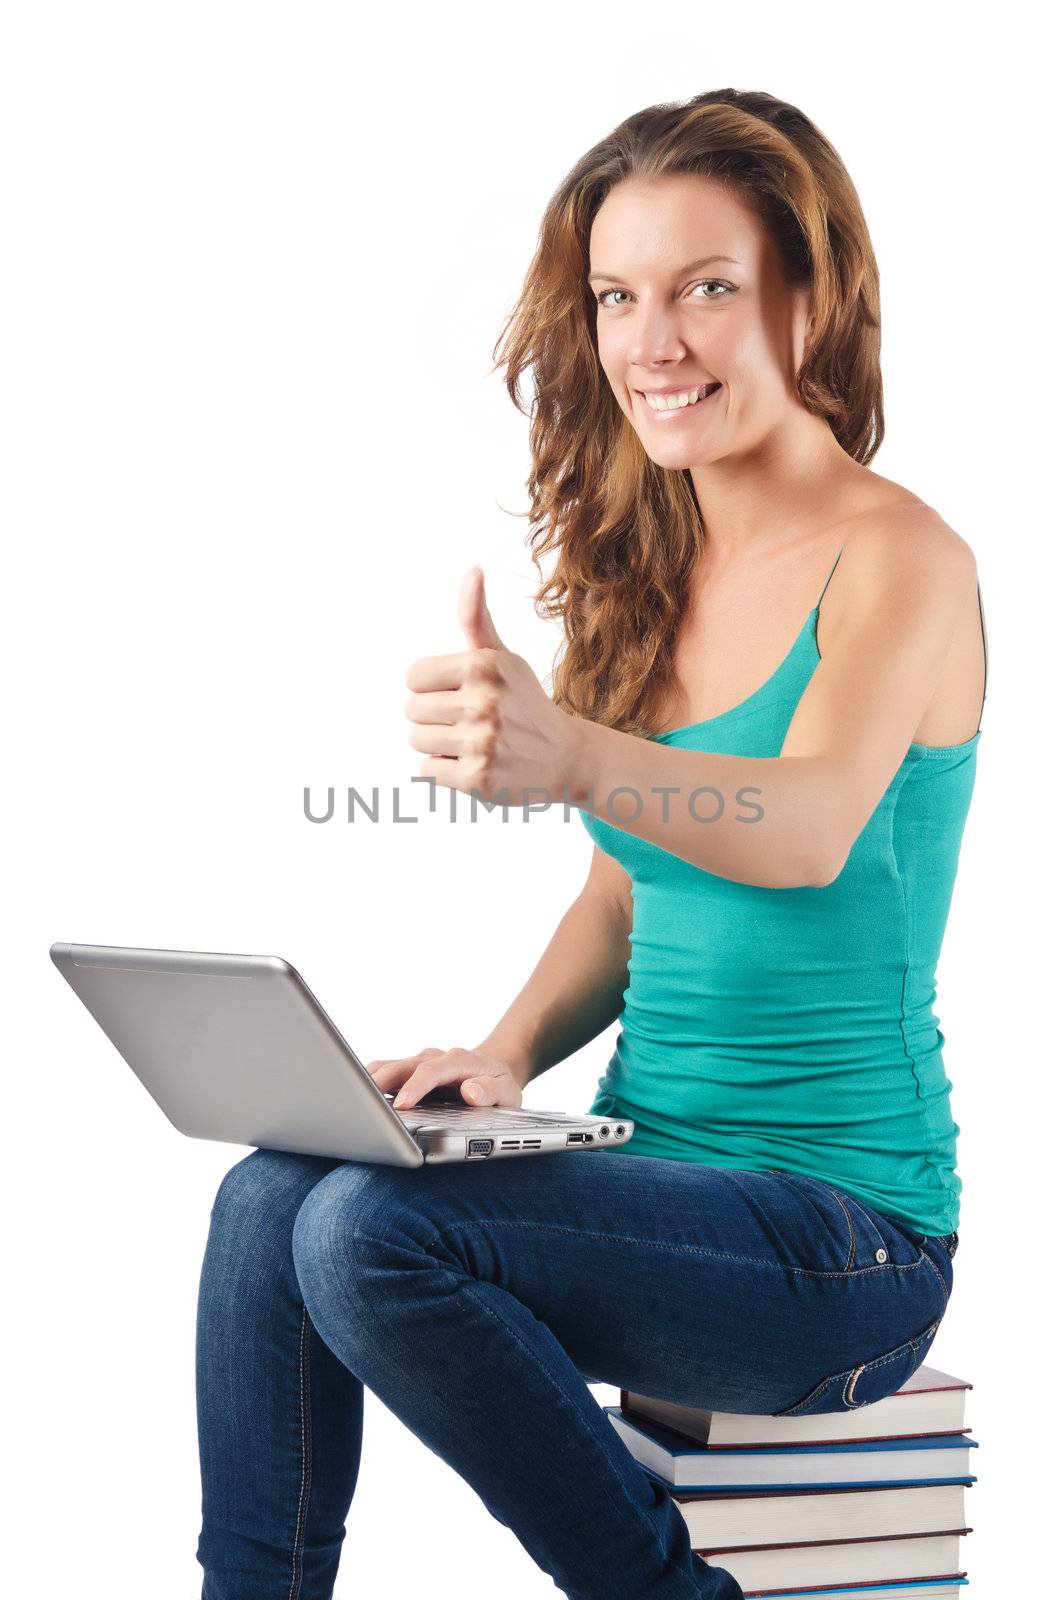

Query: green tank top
[579,550,986,1236]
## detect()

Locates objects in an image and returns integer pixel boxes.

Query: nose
[626,300,691,370]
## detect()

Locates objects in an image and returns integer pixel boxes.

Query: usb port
[566,1131,592,1144]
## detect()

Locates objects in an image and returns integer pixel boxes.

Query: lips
[636,381,722,418]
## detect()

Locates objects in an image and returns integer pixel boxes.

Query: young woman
[196,90,987,1599]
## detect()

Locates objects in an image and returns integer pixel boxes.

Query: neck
[688,412,861,566]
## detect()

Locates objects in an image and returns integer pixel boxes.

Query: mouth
[634,381,722,420]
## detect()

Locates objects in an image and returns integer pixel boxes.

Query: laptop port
[598,1125,610,1137]
[467,1138,494,1157]
[566,1131,594,1144]
[616,1125,626,1135]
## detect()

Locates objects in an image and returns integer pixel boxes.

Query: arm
[474,844,633,1090]
[567,513,979,890]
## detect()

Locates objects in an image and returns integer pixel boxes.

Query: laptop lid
[49,943,633,1165]
[50,943,428,1166]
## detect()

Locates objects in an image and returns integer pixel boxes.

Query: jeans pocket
[764,1170,927,1273]
[771,1313,943,1417]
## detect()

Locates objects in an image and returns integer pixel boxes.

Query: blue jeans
[195,1146,958,1599]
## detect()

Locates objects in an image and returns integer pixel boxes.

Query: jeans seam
[288,1304,313,1600]
[418,1218,931,1279]
[781,1371,837,1414]
[457,1267,714,1593]
[920,1247,951,1306]
[783,1326,932,1416]
[820,1184,858,1271]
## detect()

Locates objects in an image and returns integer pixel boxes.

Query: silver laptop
[50,943,634,1165]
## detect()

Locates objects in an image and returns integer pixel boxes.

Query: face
[588,173,812,468]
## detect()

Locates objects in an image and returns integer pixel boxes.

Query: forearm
[474,890,632,1089]
[567,720,840,890]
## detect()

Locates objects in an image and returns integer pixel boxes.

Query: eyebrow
[587,255,742,285]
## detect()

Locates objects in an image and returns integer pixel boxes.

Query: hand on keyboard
[365,1044,526,1112]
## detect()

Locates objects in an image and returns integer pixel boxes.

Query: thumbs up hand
[404,565,584,806]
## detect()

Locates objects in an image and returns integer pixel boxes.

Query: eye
[595,279,734,308]
[690,279,733,300]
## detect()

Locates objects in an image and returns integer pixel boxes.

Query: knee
[198,1150,340,1313]
[208,1146,338,1241]
[290,1163,435,1317]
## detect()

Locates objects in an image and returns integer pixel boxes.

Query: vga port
[467,1138,494,1157]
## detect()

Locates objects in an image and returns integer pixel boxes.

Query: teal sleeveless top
[579,551,986,1236]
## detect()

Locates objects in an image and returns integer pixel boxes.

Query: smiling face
[588,173,813,469]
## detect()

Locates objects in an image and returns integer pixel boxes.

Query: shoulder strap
[976,580,989,717]
[816,544,845,609]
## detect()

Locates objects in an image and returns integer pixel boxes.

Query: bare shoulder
[818,493,986,746]
[834,499,979,603]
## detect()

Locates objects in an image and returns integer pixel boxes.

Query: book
[604,1407,978,1490]
[620,1366,971,1449]
[699,1531,968,1594]
[609,1476,968,1550]
[740,1585,967,1598]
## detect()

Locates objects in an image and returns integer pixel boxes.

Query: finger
[367,1050,442,1090]
[408,724,475,758]
[416,755,482,793]
[404,652,473,693]
[462,1070,521,1109]
[392,1053,476,1109]
[405,689,486,726]
[458,565,505,651]
[404,691,458,727]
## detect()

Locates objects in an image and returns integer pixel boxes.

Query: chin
[640,437,725,471]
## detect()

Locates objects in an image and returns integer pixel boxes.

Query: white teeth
[643,383,716,411]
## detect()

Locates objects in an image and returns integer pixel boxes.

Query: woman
[196,89,987,1599]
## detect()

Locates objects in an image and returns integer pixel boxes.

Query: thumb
[458,564,505,652]
[462,1078,491,1104]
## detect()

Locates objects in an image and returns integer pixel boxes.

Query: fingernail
[465,1084,480,1101]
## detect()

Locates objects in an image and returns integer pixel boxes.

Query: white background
[3,2,1054,1594]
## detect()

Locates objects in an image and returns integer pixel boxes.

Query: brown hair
[491,88,883,738]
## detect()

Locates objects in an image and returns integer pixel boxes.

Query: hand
[365,1046,525,1111]
[404,564,584,805]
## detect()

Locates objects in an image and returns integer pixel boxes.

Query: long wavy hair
[491,88,883,738]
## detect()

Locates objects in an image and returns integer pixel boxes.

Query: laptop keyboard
[391,1102,589,1129]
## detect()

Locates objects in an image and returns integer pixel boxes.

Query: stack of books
[603,1364,976,1598]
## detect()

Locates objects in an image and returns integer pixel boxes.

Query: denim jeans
[195,1145,958,1600]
